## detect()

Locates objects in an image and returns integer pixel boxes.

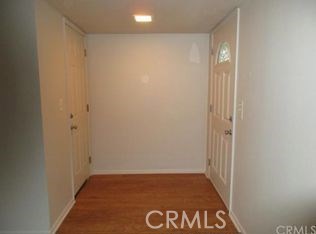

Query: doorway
[207,9,239,209]
[64,21,90,195]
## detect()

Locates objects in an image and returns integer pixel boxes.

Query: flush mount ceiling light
[134,15,152,23]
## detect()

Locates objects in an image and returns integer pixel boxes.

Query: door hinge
[84,49,87,57]
[209,104,213,113]
[210,48,214,56]
[86,104,90,112]
[208,158,211,166]
[89,156,92,164]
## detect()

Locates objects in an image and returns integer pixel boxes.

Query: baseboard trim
[92,169,205,175]
[50,199,75,234]
[229,211,247,234]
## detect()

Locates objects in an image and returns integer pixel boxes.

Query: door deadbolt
[224,129,232,135]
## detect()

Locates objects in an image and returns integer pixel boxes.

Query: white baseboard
[229,211,247,234]
[50,199,75,234]
[92,169,205,175]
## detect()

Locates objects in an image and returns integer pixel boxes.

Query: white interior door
[208,10,239,208]
[65,23,90,194]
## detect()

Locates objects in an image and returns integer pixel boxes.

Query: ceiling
[46,0,243,33]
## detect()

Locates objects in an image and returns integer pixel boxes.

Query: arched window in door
[217,42,231,64]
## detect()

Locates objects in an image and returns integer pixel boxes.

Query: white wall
[232,0,316,233]
[87,34,209,174]
[0,0,50,232]
[35,0,74,230]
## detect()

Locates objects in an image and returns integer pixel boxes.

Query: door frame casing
[62,17,91,198]
[206,8,240,212]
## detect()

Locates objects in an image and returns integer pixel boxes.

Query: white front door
[65,23,90,194]
[208,10,239,208]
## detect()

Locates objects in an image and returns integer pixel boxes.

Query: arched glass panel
[217,42,231,64]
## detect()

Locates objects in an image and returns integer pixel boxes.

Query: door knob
[224,129,232,135]
[70,125,78,130]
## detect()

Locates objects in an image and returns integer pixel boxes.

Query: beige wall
[0,0,50,232]
[35,0,73,230]
[232,0,316,233]
[87,34,209,174]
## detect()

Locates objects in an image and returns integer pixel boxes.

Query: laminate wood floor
[57,174,238,234]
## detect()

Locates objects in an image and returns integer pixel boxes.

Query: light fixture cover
[134,15,152,22]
